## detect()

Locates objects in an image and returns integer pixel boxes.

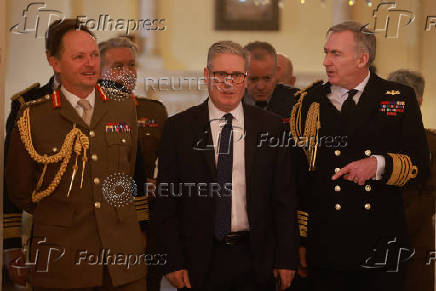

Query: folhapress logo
[362,2,415,38]
[9,2,64,39]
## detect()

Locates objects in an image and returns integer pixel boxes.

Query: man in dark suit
[153,40,297,290]
[291,21,430,291]
[243,41,298,123]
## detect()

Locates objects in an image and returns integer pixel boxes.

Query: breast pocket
[105,133,133,172]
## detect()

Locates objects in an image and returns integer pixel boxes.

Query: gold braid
[290,82,322,171]
[17,107,90,203]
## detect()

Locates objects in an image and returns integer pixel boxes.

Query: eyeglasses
[209,71,247,84]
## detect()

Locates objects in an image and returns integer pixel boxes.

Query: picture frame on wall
[215,0,279,31]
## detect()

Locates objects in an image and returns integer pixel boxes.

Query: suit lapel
[349,74,380,135]
[243,104,257,188]
[191,100,216,177]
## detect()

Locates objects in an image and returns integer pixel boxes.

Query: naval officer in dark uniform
[291,21,430,291]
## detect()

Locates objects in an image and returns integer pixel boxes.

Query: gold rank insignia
[386,90,400,95]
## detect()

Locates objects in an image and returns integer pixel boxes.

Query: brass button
[145,132,151,136]
[364,203,371,210]
[365,185,372,192]
[93,177,100,185]
[335,167,341,173]
[334,185,341,192]
[121,138,127,143]
[45,95,50,100]
[94,202,101,209]
[335,150,341,156]
[335,203,342,211]
[91,154,98,161]
[52,147,58,152]
[365,149,371,156]
[89,130,95,137]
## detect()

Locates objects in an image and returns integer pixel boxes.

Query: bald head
[276,53,296,86]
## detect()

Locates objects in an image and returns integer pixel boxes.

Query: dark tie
[341,89,358,121]
[255,100,268,109]
[215,113,233,241]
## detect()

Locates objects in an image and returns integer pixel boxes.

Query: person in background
[276,53,296,87]
[387,69,435,291]
[99,36,168,291]
[243,41,298,123]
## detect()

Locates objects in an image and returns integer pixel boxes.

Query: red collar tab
[130,93,139,106]
[96,84,109,101]
[51,89,61,108]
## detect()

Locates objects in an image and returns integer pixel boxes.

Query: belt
[215,231,249,246]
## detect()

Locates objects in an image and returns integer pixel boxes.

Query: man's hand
[331,157,377,185]
[4,248,27,286]
[165,269,191,289]
[273,268,295,290]
[297,246,308,278]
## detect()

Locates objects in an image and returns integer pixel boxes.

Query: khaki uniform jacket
[6,87,146,288]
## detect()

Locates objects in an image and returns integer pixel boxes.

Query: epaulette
[11,83,40,107]
[23,94,50,107]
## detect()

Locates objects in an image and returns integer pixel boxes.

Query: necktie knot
[77,99,93,126]
[77,99,92,111]
[223,113,233,126]
[346,89,358,101]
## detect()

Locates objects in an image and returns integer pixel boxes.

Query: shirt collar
[208,98,244,124]
[61,86,95,109]
[331,70,371,96]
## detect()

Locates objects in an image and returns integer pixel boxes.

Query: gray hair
[387,69,425,99]
[244,41,277,69]
[98,37,138,69]
[327,21,376,66]
[207,40,249,71]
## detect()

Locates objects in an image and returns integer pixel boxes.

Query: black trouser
[179,237,275,291]
[309,267,404,291]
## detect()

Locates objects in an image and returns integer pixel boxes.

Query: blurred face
[323,30,368,89]
[101,47,137,92]
[51,30,100,97]
[204,53,247,112]
[247,54,277,101]
[276,54,295,86]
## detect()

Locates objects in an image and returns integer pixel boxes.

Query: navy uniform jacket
[4,78,54,249]
[292,74,430,270]
[244,83,298,124]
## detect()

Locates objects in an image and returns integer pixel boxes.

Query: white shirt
[327,71,385,180]
[61,86,95,118]
[208,99,249,232]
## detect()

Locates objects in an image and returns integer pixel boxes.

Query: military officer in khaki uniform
[99,36,167,291]
[6,20,146,290]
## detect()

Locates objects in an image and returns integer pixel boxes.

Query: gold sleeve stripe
[299,225,308,238]
[136,209,149,222]
[4,227,22,239]
[297,210,309,217]
[386,153,418,187]
[4,214,22,218]
[4,222,22,227]
[4,217,22,222]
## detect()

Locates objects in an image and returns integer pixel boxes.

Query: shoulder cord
[17,107,89,202]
